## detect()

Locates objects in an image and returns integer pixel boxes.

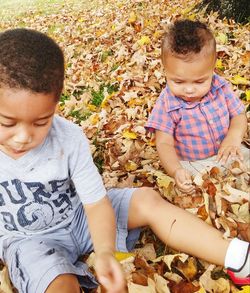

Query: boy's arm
[156,130,181,176]
[217,113,247,163]
[84,196,126,292]
[156,130,195,193]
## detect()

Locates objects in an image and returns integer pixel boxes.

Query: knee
[133,187,164,215]
[46,274,80,293]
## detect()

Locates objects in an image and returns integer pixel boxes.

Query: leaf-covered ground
[0,0,249,292]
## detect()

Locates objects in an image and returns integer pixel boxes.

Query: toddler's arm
[217,113,247,164]
[156,130,195,193]
[84,196,126,293]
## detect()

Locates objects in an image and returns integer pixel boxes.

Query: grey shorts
[2,188,140,293]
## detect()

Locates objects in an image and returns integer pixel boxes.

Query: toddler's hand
[174,168,195,194]
[95,251,126,293]
[217,145,243,165]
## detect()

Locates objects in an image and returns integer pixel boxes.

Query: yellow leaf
[58,104,65,111]
[196,287,206,293]
[87,104,97,112]
[138,36,151,46]
[78,17,85,22]
[95,30,105,37]
[216,59,224,70]
[230,75,249,85]
[182,6,195,14]
[124,160,138,171]
[154,171,173,189]
[147,139,156,147]
[188,13,196,20]
[238,286,250,293]
[115,251,135,261]
[101,94,113,108]
[127,98,145,107]
[153,30,162,39]
[144,19,153,27]
[216,32,228,44]
[111,24,116,31]
[0,267,13,293]
[122,130,137,139]
[89,114,99,125]
[245,89,250,101]
[128,12,137,24]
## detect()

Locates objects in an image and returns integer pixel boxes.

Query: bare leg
[128,187,230,266]
[45,274,81,293]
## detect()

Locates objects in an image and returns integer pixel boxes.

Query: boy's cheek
[0,132,10,144]
[0,126,12,144]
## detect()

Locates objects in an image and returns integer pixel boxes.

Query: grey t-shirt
[0,115,106,237]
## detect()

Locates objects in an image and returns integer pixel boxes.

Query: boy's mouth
[12,149,26,154]
[8,146,27,154]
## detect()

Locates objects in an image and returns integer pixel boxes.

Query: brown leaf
[175,257,198,281]
[132,272,148,286]
[237,222,250,242]
[203,179,217,197]
[209,166,221,179]
[173,195,203,209]
[134,256,156,278]
[197,205,209,221]
[169,280,200,293]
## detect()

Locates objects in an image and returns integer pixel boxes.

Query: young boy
[146,19,248,194]
[0,28,249,293]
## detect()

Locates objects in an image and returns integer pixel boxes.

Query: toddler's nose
[185,86,195,94]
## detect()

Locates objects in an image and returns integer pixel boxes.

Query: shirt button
[209,119,213,124]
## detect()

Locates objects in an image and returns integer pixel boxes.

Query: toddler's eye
[174,81,183,84]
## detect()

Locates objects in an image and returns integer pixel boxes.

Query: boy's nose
[13,128,32,144]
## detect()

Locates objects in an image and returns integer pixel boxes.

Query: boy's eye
[0,123,15,127]
[196,80,205,84]
[34,121,48,127]
[174,81,183,84]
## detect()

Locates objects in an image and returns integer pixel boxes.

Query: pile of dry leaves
[0,0,249,292]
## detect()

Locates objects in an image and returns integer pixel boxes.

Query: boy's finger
[99,276,120,293]
[99,276,111,289]
[99,276,124,293]
[218,149,230,164]
[178,183,195,193]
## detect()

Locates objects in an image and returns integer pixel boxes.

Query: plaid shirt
[145,74,245,160]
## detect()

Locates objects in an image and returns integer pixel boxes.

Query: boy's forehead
[0,87,57,119]
[0,87,57,99]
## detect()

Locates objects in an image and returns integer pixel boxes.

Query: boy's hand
[174,168,195,194]
[95,251,127,293]
[217,138,243,164]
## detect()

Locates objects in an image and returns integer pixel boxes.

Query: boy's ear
[55,103,60,114]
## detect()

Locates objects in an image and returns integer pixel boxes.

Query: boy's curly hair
[0,28,64,100]
[162,19,216,59]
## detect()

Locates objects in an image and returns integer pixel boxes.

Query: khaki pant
[180,145,250,176]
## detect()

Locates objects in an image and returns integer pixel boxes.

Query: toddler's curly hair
[162,19,216,59]
[0,28,64,100]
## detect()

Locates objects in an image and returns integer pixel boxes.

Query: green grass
[0,0,98,20]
